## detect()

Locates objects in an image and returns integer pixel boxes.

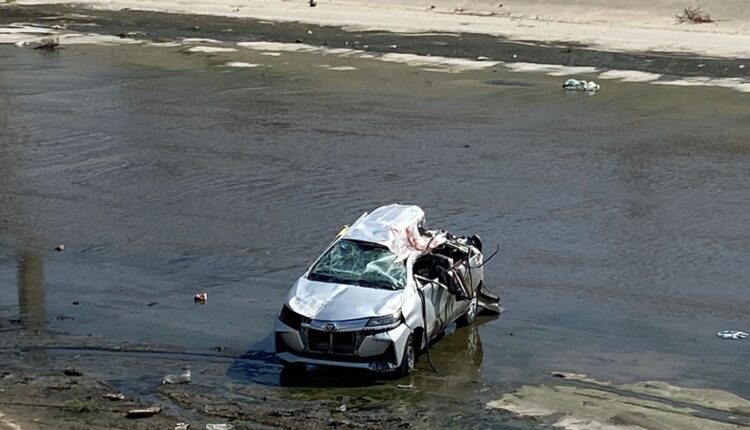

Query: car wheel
[457,296,478,326]
[393,335,415,378]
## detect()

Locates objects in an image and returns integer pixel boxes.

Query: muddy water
[1,16,750,427]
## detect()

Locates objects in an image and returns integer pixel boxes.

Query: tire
[393,335,415,378]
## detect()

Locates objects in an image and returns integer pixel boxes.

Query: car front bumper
[274,318,411,372]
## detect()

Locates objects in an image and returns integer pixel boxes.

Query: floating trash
[562,78,600,92]
[126,406,162,418]
[717,330,748,340]
[163,369,191,384]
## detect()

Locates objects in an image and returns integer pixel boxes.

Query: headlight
[366,310,402,329]
[279,305,307,330]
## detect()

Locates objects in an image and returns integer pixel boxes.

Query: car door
[412,255,454,339]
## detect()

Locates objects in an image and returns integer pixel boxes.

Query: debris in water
[306,30,313,35]
[126,406,162,418]
[103,393,126,401]
[397,384,414,389]
[147,301,158,307]
[677,7,713,23]
[551,372,567,379]
[35,37,60,51]
[163,369,191,384]
[54,244,65,252]
[63,368,82,377]
[194,292,207,303]
[337,404,347,412]
[717,330,748,340]
[175,423,190,430]
[308,0,316,6]
[562,78,600,92]
[206,424,234,430]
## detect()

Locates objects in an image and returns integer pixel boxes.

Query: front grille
[304,329,362,355]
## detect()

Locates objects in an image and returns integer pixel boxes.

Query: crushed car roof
[343,204,444,259]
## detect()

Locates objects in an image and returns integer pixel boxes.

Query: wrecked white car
[274,204,500,376]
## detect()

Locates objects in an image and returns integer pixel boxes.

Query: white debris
[717,330,748,340]
[163,369,191,384]
[562,78,600,92]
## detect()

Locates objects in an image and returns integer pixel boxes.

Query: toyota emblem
[324,322,337,332]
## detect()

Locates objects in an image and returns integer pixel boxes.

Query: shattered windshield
[308,239,406,290]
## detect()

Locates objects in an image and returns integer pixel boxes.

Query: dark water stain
[484,79,532,87]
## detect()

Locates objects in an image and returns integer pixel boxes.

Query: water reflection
[227,315,496,393]
[17,250,46,333]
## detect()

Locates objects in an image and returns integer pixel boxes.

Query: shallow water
[1,18,750,425]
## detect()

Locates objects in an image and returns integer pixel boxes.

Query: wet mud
[2,4,750,78]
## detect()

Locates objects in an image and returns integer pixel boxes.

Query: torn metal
[275,204,501,376]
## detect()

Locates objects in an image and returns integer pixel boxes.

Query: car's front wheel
[393,334,415,378]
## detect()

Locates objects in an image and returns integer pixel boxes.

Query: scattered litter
[337,404,347,412]
[163,369,191,384]
[740,65,746,69]
[562,78,600,92]
[126,406,162,418]
[206,424,234,430]
[551,372,567,378]
[54,244,65,252]
[477,56,490,60]
[308,0,316,6]
[306,30,313,35]
[175,423,190,430]
[194,292,207,303]
[397,384,414,389]
[389,44,398,49]
[717,330,748,340]
[63,368,82,377]
[677,7,713,23]
[35,37,60,51]
[103,393,126,401]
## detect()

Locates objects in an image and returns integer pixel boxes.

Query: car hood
[286,277,405,321]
